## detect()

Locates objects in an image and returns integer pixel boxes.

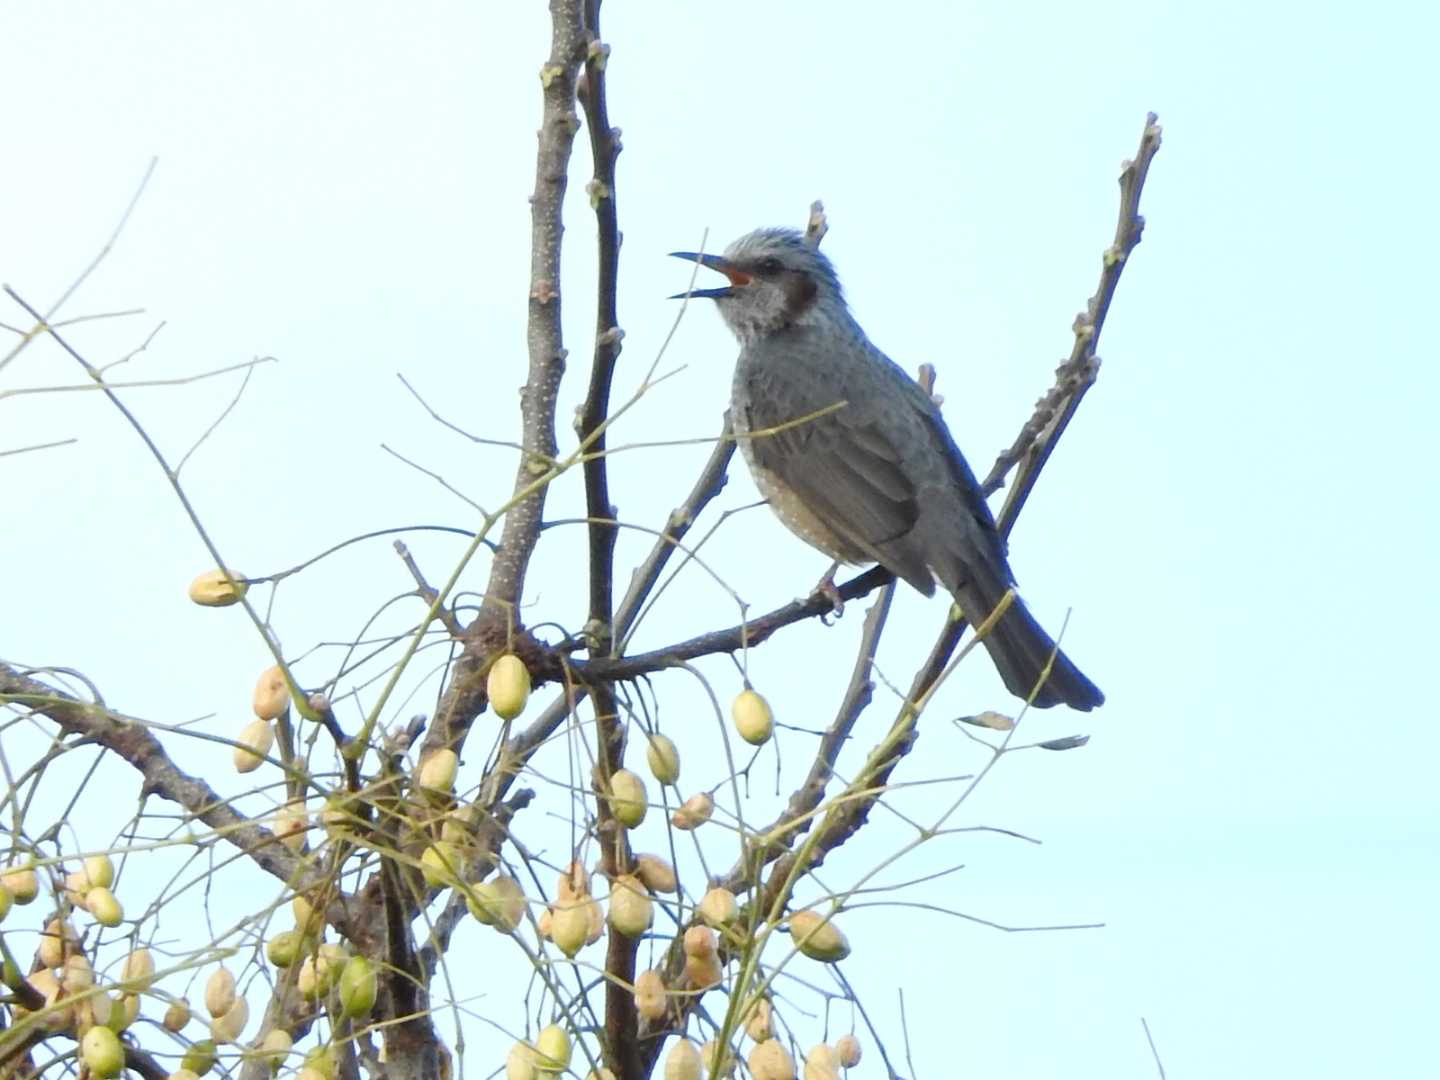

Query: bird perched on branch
[671,227,1103,711]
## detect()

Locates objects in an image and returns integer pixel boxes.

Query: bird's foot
[809,564,845,621]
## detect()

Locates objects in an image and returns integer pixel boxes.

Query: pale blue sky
[4,2,1437,1078]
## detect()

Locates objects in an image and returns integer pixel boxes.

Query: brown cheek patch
[784,272,819,315]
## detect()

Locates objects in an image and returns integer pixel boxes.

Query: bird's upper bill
[668,251,751,299]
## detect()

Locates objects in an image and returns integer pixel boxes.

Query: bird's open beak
[668,251,752,299]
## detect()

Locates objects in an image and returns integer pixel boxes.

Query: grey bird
[671,227,1103,711]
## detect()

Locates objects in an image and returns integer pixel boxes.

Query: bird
[670,227,1104,711]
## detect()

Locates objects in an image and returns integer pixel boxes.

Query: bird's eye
[757,257,784,276]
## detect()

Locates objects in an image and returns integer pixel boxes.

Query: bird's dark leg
[810,559,845,619]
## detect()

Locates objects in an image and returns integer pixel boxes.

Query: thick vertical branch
[574,4,642,1076]
[478,0,589,624]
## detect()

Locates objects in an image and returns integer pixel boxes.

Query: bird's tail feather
[954,580,1104,712]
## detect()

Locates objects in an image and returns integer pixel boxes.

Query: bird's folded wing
[742,398,937,594]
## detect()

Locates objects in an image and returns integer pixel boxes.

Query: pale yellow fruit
[338,955,377,1017]
[583,895,605,944]
[684,950,723,990]
[671,792,713,830]
[416,748,459,793]
[645,733,681,785]
[253,1028,293,1067]
[84,990,114,1031]
[61,954,94,995]
[86,886,124,927]
[188,568,248,607]
[122,946,155,990]
[633,969,666,1021]
[163,999,192,1033]
[81,1024,124,1078]
[180,1038,218,1076]
[209,996,250,1043]
[802,1043,840,1080]
[38,917,78,968]
[550,900,589,957]
[607,769,648,828]
[682,925,717,957]
[744,997,773,1042]
[83,854,115,890]
[63,870,90,907]
[233,718,274,773]
[274,801,309,853]
[633,854,677,894]
[586,1070,619,1080]
[749,1039,796,1080]
[170,1071,202,1080]
[787,910,850,962]
[205,966,237,1018]
[296,955,321,997]
[506,1041,538,1080]
[732,688,774,746]
[266,929,303,968]
[315,944,346,993]
[556,860,591,901]
[252,665,290,721]
[698,887,738,928]
[834,1034,861,1068]
[109,991,140,1032]
[21,969,70,1031]
[2,865,38,904]
[664,1038,702,1080]
[296,1069,328,1080]
[537,908,553,939]
[534,1024,570,1073]
[487,654,532,720]
[421,841,464,889]
[292,893,318,932]
[467,875,527,932]
[304,1045,338,1079]
[607,875,653,937]
[0,882,11,921]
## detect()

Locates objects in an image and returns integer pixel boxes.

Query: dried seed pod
[550,900,589,957]
[834,1034,861,1068]
[122,947,155,990]
[416,749,459,793]
[506,1041,537,1080]
[163,998,192,1033]
[664,1038,702,1080]
[633,968,667,1021]
[189,569,247,607]
[85,886,124,927]
[682,925,717,957]
[671,792,713,831]
[38,917,78,968]
[607,770,648,828]
[748,1039,796,1080]
[698,887,738,928]
[607,875,653,937]
[255,1028,293,1068]
[234,718,274,773]
[252,665,290,721]
[645,733,681,785]
[787,910,850,962]
[209,996,250,1043]
[468,875,527,932]
[684,949,723,990]
[744,997,773,1042]
[487,654,532,720]
[61,954,95,992]
[274,801,309,853]
[803,1044,841,1080]
[731,688,774,746]
[205,966,237,1018]
[556,860,591,901]
[633,854,677,894]
[1,865,38,904]
[583,896,605,944]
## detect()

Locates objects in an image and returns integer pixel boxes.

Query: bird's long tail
[953,579,1104,712]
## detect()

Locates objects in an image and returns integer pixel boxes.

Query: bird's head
[670,228,846,345]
